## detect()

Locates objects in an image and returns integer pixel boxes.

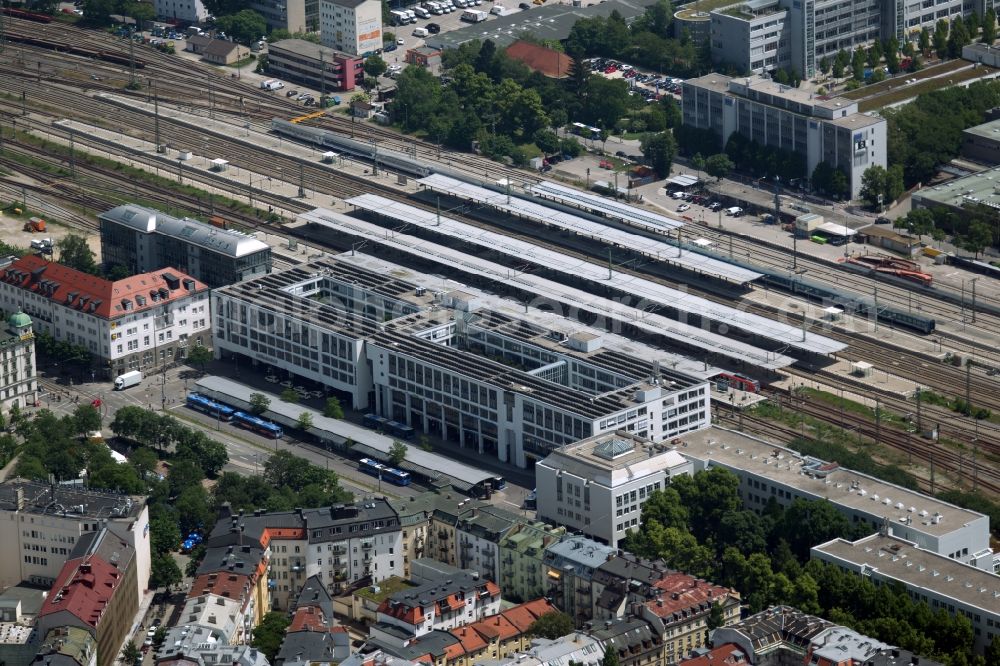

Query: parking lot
[586,57,684,103]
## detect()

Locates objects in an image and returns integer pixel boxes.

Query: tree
[707,601,726,630]
[819,55,830,74]
[389,440,407,466]
[150,552,182,589]
[528,611,574,639]
[704,153,734,181]
[323,397,344,419]
[252,612,291,663]
[297,412,314,432]
[640,132,677,177]
[919,27,931,54]
[934,19,949,59]
[533,129,561,155]
[280,388,300,403]
[186,344,212,372]
[962,221,994,257]
[249,393,270,415]
[168,459,204,498]
[984,8,997,44]
[57,234,98,274]
[73,404,102,436]
[123,641,141,666]
[833,49,849,78]
[215,9,267,45]
[175,486,214,535]
[602,643,620,666]
[175,432,228,477]
[860,165,889,210]
[364,54,388,79]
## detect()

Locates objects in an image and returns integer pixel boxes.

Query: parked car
[286,89,298,97]
[384,43,397,51]
[677,203,690,212]
[708,201,722,210]
[426,22,440,32]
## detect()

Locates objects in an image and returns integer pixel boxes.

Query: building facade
[0,257,210,378]
[543,537,618,625]
[0,481,149,594]
[213,258,710,469]
[372,571,501,642]
[498,522,566,604]
[267,39,364,93]
[812,533,1000,654]
[682,73,886,199]
[709,0,970,78]
[677,427,996,572]
[99,205,271,289]
[536,431,693,547]
[153,0,209,24]
[206,502,404,610]
[389,491,472,580]
[0,312,37,413]
[247,0,311,33]
[319,0,382,56]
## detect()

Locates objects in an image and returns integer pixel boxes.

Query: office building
[536,431,693,547]
[153,0,209,23]
[812,533,1000,654]
[0,256,210,378]
[99,205,271,289]
[0,311,37,412]
[36,530,140,666]
[267,39,364,93]
[0,481,150,594]
[319,0,382,56]
[213,257,711,469]
[681,73,886,199]
[708,0,969,78]
[498,522,567,604]
[677,427,996,572]
[246,0,311,33]
[205,502,403,609]
[543,536,618,625]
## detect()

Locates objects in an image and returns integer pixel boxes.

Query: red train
[715,372,761,393]
[2,7,53,23]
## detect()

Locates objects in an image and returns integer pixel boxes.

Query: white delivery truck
[462,8,487,20]
[413,26,429,36]
[405,9,417,21]
[114,370,142,391]
[414,6,430,17]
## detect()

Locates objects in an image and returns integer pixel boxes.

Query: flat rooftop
[268,38,353,61]
[0,479,143,521]
[961,116,1000,140]
[677,427,987,538]
[686,73,861,114]
[540,431,690,485]
[911,165,1000,211]
[812,534,1000,615]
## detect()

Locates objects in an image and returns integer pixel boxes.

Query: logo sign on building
[854,132,866,152]
[357,16,382,54]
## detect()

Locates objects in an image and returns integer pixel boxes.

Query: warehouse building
[212,256,711,468]
[681,74,886,200]
[536,431,693,547]
[99,205,272,289]
[910,165,1000,219]
[812,533,1000,654]
[677,427,997,572]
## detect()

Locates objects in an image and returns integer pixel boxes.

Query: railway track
[2,22,998,495]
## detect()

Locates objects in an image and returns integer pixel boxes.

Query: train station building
[211,255,712,468]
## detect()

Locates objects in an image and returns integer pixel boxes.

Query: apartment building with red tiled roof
[0,256,210,379]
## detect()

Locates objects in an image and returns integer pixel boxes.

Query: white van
[414,6,430,17]
[725,206,744,216]
[413,26,429,36]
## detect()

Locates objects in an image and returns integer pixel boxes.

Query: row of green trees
[893,205,998,256]
[623,468,993,666]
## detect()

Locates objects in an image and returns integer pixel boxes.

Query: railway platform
[771,357,918,404]
[711,385,768,410]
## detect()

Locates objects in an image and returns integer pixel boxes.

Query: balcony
[460,541,473,551]
[332,546,347,555]
[361,541,373,550]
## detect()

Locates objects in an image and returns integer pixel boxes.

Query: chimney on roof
[15,488,25,511]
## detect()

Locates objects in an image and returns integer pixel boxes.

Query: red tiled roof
[39,556,125,628]
[647,573,735,619]
[679,643,748,666]
[498,598,558,633]
[451,626,488,655]
[0,256,207,320]
[378,600,424,626]
[260,527,306,546]
[504,40,572,78]
[289,606,329,632]
[188,572,251,601]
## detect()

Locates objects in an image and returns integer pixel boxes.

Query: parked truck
[114,370,142,391]
[462,9,488,20]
